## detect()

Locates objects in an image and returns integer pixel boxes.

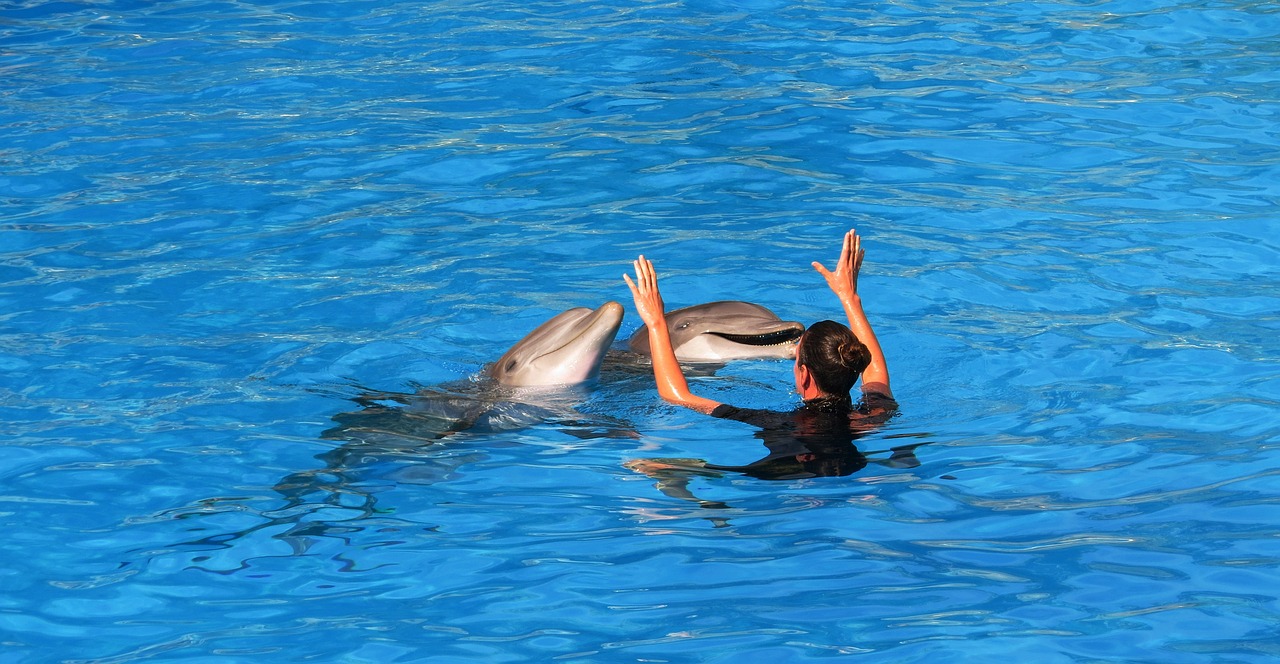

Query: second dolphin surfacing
[627,301,804,362]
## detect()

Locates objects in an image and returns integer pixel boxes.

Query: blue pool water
[3,0,1278,661]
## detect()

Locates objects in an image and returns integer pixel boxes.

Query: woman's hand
[623,255,666,328]
[812,229,864,301]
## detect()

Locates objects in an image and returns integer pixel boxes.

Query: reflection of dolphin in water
[628,301,804,362]
[276,302,629,508]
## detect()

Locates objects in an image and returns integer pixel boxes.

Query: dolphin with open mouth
[627,300,804,362]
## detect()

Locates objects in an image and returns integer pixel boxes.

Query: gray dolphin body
[627,301,804,362]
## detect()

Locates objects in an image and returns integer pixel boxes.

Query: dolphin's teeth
[709,330,803,346]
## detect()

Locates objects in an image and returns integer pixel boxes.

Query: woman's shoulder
[710,403,799,429]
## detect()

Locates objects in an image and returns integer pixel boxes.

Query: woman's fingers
[636,256,654,291]
[626,255,665,317]
[628,257,651,290]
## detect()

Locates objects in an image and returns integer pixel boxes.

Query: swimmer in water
[623,230,904,492]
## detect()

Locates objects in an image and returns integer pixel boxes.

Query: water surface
[2,0,1278,661]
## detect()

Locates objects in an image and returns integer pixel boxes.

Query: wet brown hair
[796,320,871,399]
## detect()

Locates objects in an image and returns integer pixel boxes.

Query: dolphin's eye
[505,360,517,372]
[677,322,690,329]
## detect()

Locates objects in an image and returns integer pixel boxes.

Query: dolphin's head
[628,301,804,362]
[487,301,625,387]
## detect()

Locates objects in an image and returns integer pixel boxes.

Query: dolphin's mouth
[708,329,803,347]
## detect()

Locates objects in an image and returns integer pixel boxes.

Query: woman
[623,230,897,481]
[625,230,893,413]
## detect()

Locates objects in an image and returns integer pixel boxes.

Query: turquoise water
[3,0,1278,661]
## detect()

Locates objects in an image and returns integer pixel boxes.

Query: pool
[3,0,1278,661]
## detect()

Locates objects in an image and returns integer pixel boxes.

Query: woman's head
[794,320,870,399]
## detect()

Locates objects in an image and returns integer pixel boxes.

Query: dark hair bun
[798,320,870,397]
[839,339,872,371]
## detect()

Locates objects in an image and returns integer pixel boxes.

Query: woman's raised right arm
[624,256,722,414]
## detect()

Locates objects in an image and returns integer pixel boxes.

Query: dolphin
[324,300,626,447]
[627,301,804,362]
[488,301,625,386]
[276,302,629,512]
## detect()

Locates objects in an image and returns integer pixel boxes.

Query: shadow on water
[120,379,636,557]
[276,379,640,513]
[615,375,932,526]
[626,433,930,525]
[271,348,748,515]
[155,378,932,559]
